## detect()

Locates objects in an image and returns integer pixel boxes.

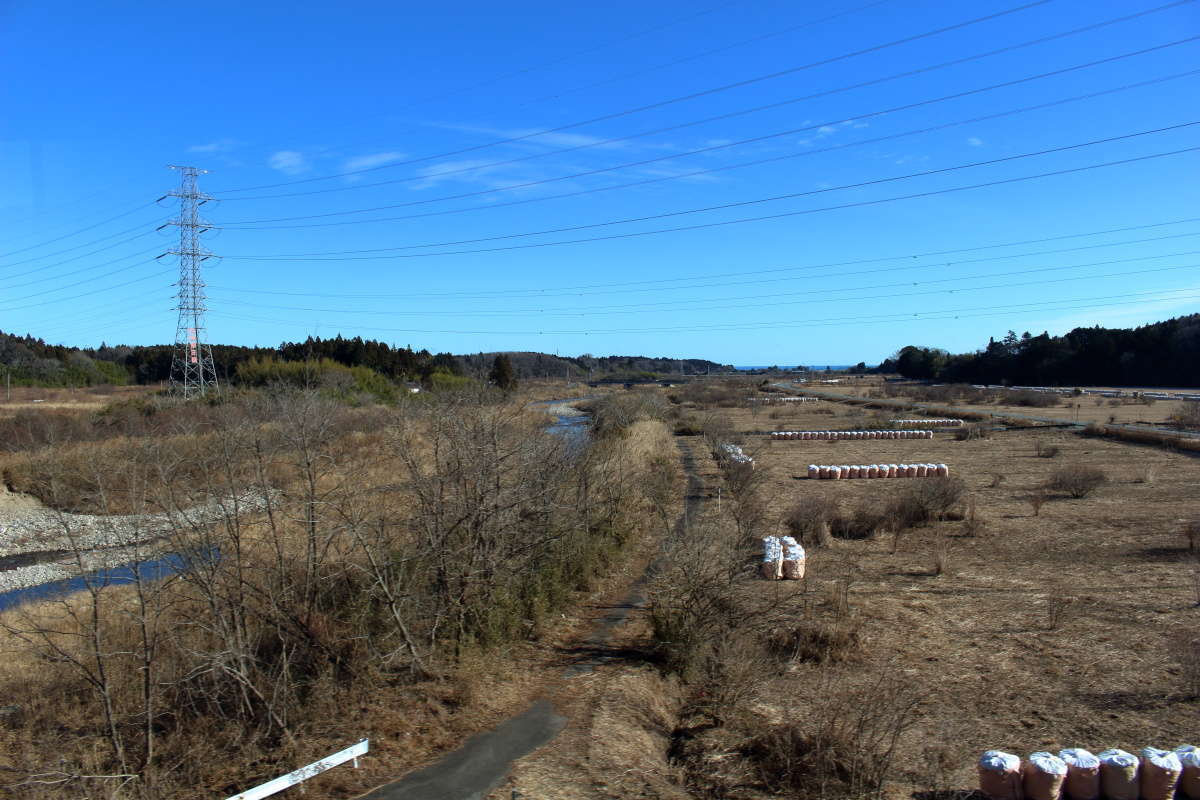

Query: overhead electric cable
[216,0,1063,194]
[211,252,1200,317]
[518,0,896,107]
[205,287,1200,336]
[221,68,1200,229]
[0,246,165,290]
[215,1,1196,199]
[228,123,1200,259]
[0,235,165,279]
[0,202,159,258]
[0,219,168,268]
[0,269,176,312]
[208,216,1200,298]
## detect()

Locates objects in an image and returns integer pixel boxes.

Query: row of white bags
[761,536,805,580]
[771,430,934,440]
[809,463,949,479]
[719,443,754,465]
[979,746,1200,800]
[891,418,963,426]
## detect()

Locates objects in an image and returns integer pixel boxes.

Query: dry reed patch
[701,405,1200,796]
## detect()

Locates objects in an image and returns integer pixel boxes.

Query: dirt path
[356,438,709,800]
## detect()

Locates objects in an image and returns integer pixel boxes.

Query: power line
[211,253,1200,317]
[0,268,175,312]
[227,124,1200,259]
[205,286,1200,336]
[516,0,897,108]
[208,216,1200,299]
[0,246,164,291]
[219,67,1200,230]
[0,221,166,269]
[216,0,1062,195]
[0,235,164,278]
[0,202,160,259]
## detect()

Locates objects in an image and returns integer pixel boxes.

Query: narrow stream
[0,548,215,613]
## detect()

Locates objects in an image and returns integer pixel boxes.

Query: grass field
[691,395,1199,796]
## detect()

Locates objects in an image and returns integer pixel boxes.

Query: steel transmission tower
[163,165,219,398]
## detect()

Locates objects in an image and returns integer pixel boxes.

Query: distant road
[775,385,1200,440]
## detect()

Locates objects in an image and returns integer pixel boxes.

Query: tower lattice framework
[165,165,219,398]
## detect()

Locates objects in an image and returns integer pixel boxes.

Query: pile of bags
[770,430,934,440]
[978,746,1200,800]
[719,443,754,466]
[760,535,805,580]
[891,418,964,427]
[807,463,949,479]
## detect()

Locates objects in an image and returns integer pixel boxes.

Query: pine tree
[490,354,516,391]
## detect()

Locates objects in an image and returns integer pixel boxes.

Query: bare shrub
[1134,465,1156,484]
[1045,581,1073,630]
[1169,629,1200,698]
[1008,389,1061,408]
[830,505,886,541]
[989,472,1006,489]
[764,619,862,665]
[1045,465,1108,498]
[1034,439,1061,458]
[744,666,924,800]
[963,494,985,537]
[906,476,966,520]
[954,423,990,441]
[1170,401,1200,430]
[784,496,838,548]
[1029,492,1047,517]
[931,533,952,577]
[1186,517,1200,553]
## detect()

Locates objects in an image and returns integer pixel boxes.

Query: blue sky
[1,0,1197,365]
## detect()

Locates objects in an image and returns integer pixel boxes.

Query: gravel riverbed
[0,491,274,595]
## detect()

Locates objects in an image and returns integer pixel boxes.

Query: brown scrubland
[0,383,672,798]
[1,376,1197,800]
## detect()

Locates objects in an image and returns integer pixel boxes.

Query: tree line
[880,314,1200,387]
[0,332,460,387]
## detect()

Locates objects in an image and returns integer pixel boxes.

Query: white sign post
[225,739,369,800]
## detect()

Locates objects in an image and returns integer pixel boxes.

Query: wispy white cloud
[344,151,406,171]
[967,136,985,147]
[411,159,512,190]
[188,138,241,154]
[268,150,309,175]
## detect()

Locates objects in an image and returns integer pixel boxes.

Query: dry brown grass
[675,399,1200,797]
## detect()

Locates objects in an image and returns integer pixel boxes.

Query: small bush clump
[1045,465,1108,498]
[954,423,990,441]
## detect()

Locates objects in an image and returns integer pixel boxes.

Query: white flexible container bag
[854,465,865,478]
[819,466,830,479]
[908,465,919,477]
[1059,748,1100,800]
[808,465,819,479]
[1141,748,1182,800]
[1177,746,1200,800]
[979,751,1023,800]
[1099,749,1139,800]
[867,464,878,478]
[830,466,841,479]
[781,535,805,580]
[887,464,898,477]
[1024,752,1068,800]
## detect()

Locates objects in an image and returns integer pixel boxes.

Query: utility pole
[161,165,219,399]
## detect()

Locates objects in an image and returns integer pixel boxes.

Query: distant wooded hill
[881,313,1200,387]
[456,352,731,380]
[0,331,730,388]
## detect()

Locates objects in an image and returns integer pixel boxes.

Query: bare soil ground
[717,398,1199,795]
